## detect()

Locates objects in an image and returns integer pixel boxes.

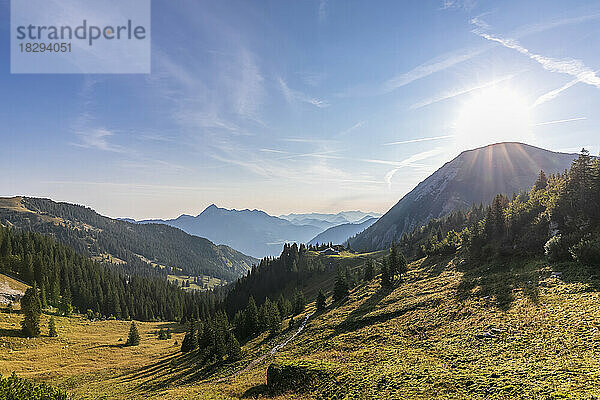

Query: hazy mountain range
[349,142,579,252]
[133,207,381,258]
[307,217,378,246]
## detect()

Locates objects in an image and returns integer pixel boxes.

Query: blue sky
[1,0,599,219]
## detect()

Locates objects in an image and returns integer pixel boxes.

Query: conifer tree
[363,260,375,281]
[380,262,391,287]
[126,321,140,346]
[333,274,349,302]
[59,288,72,316]
[227,332,242,361]
[316,290,326,311]
[21,285,42,337]
[181,320,198,352]
[244,296,260,337]
[48,316,58,337]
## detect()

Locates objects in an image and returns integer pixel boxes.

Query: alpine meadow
[2,1,600,399]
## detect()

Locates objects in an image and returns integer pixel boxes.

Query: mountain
[349,142,578,252]
[0,197,256,282]
[280,211,382,226]
[308,217,378,246]
[136,205,324,258]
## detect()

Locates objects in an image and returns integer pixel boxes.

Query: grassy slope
[2,255,600,399]
[0,273,30,294]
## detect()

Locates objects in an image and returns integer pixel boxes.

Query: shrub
[0,372,67,400]
[266,358,335,393]
[570,235,600,266]
[544,235,571,262]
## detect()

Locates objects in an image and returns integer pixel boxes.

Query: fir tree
[227,332,242,361]
[48,316,58,337]
[333,274,349,302]
[380,262,391,287]
[126,321,140,346]
[21,285,42,337]
[244,296,260,337]
[181,320,198,352]
[316,290,326,311]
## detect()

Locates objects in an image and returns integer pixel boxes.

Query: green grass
[2,255,600,399]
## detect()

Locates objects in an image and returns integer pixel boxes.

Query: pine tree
[316,290,326,311]
[533,170,548,191]
[21,285,42,337]
[227,332,242,361]
[380,262,391,287]
[333,274,349,302]
[292,290,306,315]
[59,288,72,317]
[181,320,198,352]
[244,296,260,337]
[48,316,58,337]
[126,321,140,346]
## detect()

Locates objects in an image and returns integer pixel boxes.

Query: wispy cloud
[410,74,516,109]
[532,117,586,126]
[318,0,328,23]
[382,48,485,94]
[278,77,330,108]
[383,147,447,188]
[474,32,600,89]
[72,128,124,153]
[531,78,581,108]
[383,135,454,146]
[260,148,289,154]
[440,0,477,11]
[337,121,367,137]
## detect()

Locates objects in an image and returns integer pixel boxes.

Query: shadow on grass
[0,327,23,337]
[117,347,239,393]
[242,384,270,398]
[456,258,541,310]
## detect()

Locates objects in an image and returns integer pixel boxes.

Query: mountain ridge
[349,142,579,252]
[0,197,256,282]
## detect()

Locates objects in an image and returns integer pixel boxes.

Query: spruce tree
[227,332,242,361]
[181,320,198,352]
[380,262,391,287]
[244,296,260,337]
[316,290,326,311]
[126,321,140,346]
[48,316,58,337]
[333,274,349,302]
[21,285,42,337]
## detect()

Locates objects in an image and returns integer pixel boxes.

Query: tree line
[0,225,216,322]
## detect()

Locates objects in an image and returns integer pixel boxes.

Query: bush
[0,372,67,400]
[544,235,571,262]
[570,235,600,266]
[266,358,334,392]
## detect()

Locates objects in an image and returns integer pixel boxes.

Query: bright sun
[454,86,533,150]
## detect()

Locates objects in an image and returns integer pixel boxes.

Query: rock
[475,332,495,339]
[490,328,502,334]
